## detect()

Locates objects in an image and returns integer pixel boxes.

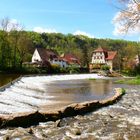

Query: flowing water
[0,74,139,139]
[0,74,114,114]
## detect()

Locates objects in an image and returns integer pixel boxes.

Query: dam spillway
[0,74,114,115]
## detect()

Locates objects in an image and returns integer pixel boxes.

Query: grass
[88,78,96,80]
[115,76,140,85]
[122,88,126,95]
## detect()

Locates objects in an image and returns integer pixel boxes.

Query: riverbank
[115,76,140,85]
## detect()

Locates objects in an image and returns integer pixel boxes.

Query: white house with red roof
[90,47,117,71]
[32,48,68,68]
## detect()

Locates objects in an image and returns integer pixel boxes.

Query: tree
[16,31,33,67]
[113,0,140,67]
[0,17,12,68]
[0,17,24,69]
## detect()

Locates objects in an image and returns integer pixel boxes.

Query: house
[61,53,81,67]
[32,48,68,68]
[90,47,118,71]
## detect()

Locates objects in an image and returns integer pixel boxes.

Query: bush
[134,64,140,75]
[2,66,42,74]
[67,66,80,74]
[101,65,110,71]
[50,64,61,73]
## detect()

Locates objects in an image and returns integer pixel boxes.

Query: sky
[0,0,139,41]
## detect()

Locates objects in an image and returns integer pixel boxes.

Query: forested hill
[0,30,139,70]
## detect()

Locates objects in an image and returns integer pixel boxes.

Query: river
[0,74,112,114]
[0,74,139,139]
[0,74,20,87]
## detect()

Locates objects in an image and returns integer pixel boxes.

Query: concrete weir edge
[0,88,125,128]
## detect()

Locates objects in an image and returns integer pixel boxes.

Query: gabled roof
[36,48,58,61]
[106,51,117,60]
[46,49,58,58]
[36,48,49,61]
[62,53,81,65]
[92,47,117,60]
[94,47,107,52]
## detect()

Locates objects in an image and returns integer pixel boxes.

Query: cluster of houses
[31,47,81,68]
[30,47,139,72]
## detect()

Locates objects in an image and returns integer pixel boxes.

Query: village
[25,46,140,75]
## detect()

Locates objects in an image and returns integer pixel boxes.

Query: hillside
[0,30,139,74]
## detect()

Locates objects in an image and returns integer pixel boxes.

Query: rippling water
[0,74,140,139]
[1,74,114,114]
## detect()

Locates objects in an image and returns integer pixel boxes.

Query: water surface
[0,74,130,113]
[0,74,19,87]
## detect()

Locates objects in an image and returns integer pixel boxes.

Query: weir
[0,74,125,127]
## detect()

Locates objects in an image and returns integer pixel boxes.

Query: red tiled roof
[106,51,117,60]
[62,53,81,65]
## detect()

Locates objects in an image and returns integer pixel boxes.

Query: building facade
[32,48,68,68]
[90,47,117,71]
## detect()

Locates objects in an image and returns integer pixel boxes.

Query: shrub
[51,64,61,73]
[67,66,80,74]
[101,65,110,71]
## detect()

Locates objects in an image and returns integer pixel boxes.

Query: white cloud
[33,27,57,33]
[73,30,94,38]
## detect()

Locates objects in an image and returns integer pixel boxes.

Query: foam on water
[0,74,104,114]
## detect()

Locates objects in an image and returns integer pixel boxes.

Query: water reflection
[89,79,113,95]
[43,79,115,103]
[0,74,19,87]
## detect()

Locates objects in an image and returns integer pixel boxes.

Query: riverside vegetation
[0,18,140,75]
[115,76,140,85]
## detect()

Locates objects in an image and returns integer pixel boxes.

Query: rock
[39,110,61,121]
[71,128,81,135]
[74,101,101,114]
[0,111,46,128]
[55,120,61,127]
[61,104,77,117]
[28,128,34,134]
